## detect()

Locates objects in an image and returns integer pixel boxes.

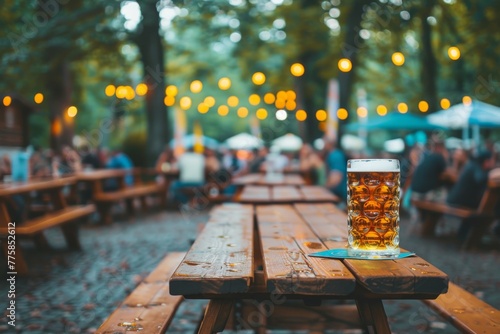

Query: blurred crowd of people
[0,145,133,181]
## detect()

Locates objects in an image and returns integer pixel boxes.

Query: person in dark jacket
[447,150,495,240]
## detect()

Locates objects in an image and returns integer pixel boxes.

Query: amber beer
[346,159,400,258]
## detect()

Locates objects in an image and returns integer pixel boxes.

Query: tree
[131,0,169,167]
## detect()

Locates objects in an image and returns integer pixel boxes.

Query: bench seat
[0,204,95,236]
[96,252,187,334]
[424,282,500,334]
[94,183,164,202]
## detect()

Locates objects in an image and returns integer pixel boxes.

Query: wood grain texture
[256,205,355,295]
[170,204,254,295]
[95,304,179,334]
[96,252,186,334]
[423,282,500,334]
[294,203,448,296]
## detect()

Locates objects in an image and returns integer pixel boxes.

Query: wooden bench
[424,282,500,333]
[78,168,167,224]
[96,252,189,334]
[0,177,96,274]
[412,176,500,250]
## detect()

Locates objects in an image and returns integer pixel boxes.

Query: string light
[227,96,239,107]
[252,72,266,85]
[237,107,249,118]
[392,52,405,66]
[296,109,307,121]
[218,77,231,90]
[165,85,178,96]
[249,94,260,106]
[448,46,460,60]
[376,105,387,116]
[316,109,327,121]
[34,93,44,104]
[397,102,408,113]
[164,96,175,106]
[180,96,192,110]
[67,106,78,117]
[462,96,472,106]
[337,108,348,120]
[338,58,352,72]
[135,83,148,96]
[190,80,203,93]
[357,107,368,118]
[290,63,305,77]
[105,85,116,97]
[418,101,429,112]
[218,105,229,116]
[440,98,451,109]
[3,96,12,107]
[264,93,275,104]
[256,108,268,120]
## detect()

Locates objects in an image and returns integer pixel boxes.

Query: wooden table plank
[272,186,302,202]
[0,176,76,196]
[295,203,448,296]
[232,173,306,186]
[170,204,254,295]
[256,205,355,295]
[299,186,340,203]
[238,186,271,204]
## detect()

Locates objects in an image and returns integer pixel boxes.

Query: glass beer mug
[346,159,400,259]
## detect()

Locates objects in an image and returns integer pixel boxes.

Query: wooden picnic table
[232,173,306,186]
[236,185,340,204]
[169,203,449,333]
[0,176,95,274]
[75,168,166,224]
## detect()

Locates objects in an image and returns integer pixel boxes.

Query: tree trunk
[420,0,438,113]
[135,0,169,167]
[337,0,368,142]
[48,60,74,153]
[37,0,74,153]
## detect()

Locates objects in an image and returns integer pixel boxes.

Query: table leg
[355,299,391,334]
[61,222,82,250]
[198,299,234,334]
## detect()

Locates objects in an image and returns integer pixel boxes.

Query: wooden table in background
[236,185,340,204]
[76,168,165,224]
[232,173,306,187]
[169,203,449,333]
[0,176,94,274]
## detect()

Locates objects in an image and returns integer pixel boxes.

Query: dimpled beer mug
[347,159,400,259]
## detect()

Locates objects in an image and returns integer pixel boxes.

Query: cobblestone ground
[1,206,499,333]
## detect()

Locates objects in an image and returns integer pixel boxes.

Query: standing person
[410,140,449,202]
[447,150,495,240]
[325,139,347,203]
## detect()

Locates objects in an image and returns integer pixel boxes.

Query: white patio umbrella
[271,133,303,151]
[341,134,366,151]
[225,133,263,150]
[427,100,500,148]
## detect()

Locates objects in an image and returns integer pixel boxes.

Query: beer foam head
[347,159,399,172]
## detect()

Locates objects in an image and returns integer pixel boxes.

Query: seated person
[410,140,448,201]
[447,150,495,240]
[170,148,205,205]
[105,149,134,190]
[299,144,326,186]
